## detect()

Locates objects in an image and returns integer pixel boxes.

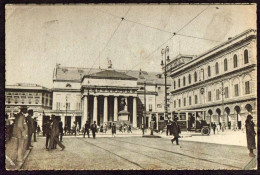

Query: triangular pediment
[85,69,137,80]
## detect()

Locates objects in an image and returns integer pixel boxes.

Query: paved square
[22,136,253,170]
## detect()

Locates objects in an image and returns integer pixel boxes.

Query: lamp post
[220,81,225,129]
[161,46,170,121]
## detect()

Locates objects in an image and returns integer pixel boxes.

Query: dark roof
[84,69,137,80]
[54,66,170,85]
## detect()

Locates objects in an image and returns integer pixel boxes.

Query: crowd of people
[5,106,39,162]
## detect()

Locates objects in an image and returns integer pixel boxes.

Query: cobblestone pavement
[22,136,254,170]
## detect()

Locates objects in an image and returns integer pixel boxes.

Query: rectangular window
[174,100,176,108]
[7,96,11,103]
[149,104,152,111]
[35,97,40,104]
[28,96,33,104]
[216,89,220,100]
[208,91,212,102]
[67,103,70,110]
[21,96,26,104]
[189,96,192,105]
[178,99,181,107]
[56,102,61,110]
[234,84,239,96]
[245,81,250,94]
[183,98,186,106]
[225,87,229,98]
[195,95,198,104]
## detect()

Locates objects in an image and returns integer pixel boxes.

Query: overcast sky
[6,4,256,88]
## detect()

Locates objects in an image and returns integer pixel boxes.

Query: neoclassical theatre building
[167,29,257,128]
[48,65,169,130]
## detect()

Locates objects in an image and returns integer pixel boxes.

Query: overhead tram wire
[125,5,214,73]
[92,6,220,43]
[87,7,131,75]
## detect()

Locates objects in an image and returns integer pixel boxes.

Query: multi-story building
[49,65,170,130]
[5,83,53,128]
[168,29,257,128]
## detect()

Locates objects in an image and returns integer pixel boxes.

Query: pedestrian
[104,123,107,133]
[12,106,28,162]
[59,118,63,142]
[33,117,37,142]
[26,109,34,150]
[212,122,216,134]
[171,117,181,145]
[42,118,51,150]
[141,124,145,135]
[64,125,67,135]
[245,115,256,157]
[72,122,76,136]
[112,123,116,137]
[49,115,65,151]
[76,122,80,135]
[83,120,90,138]
[91,121,97,139]
[128,125,132,133]
[100,125,104,133]
[37,125,41,135]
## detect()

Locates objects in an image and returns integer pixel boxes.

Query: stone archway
[225,107,231,129]
[216,108,222,127]
[234,106,241,130]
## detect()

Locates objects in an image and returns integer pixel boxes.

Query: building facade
[168,29,257,128]
[50,65,170,130]
[5,83,53,129]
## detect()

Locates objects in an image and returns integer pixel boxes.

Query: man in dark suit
[33,117,37,142]
[26,109,34,150]
[58,118,63,142]
[171,117,181,145]
[43,118,51,150]
[91,121,97,139]
[49,115,65,151]
[83,120,90,138]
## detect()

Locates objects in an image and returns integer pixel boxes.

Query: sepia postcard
[5,4,257,170]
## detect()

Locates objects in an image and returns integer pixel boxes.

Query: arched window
[224,58,228,71]
[233,54,238,68]
[188,74,191,84]
[194,72,197,82]
[244,49,249,64]
[66,84,72,87]
[183,77,186,86]
[178,78,181,87]
[208,66,211,77]
[215,62,219,74]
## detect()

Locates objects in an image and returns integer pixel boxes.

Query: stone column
[103,96,108,123]
[82,95,88,127]
[133,97,137,128]
[93,95,98,123]
[114,96,118,121]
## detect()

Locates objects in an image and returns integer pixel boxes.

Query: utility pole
[143,81,146,129]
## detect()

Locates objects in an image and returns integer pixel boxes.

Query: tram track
[76,137,144,169]
[103,137,242,169]
[82,138,177,169]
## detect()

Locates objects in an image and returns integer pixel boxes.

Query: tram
[173,109,211,135]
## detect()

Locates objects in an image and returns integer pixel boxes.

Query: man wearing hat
[26,109,34,150]
[13,106,28,162]
[245,114,256,157]
[171,117,181,145]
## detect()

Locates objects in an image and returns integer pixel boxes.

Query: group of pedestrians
[11,106,38,162]
[42,115,65,151]
[82,120,97,139]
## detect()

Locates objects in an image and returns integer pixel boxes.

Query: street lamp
[220,81,225,129]
[161,46,170,122]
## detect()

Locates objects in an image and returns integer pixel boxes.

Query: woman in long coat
[245,115,256,157]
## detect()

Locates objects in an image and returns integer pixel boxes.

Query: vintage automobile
[173,109,211,135]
